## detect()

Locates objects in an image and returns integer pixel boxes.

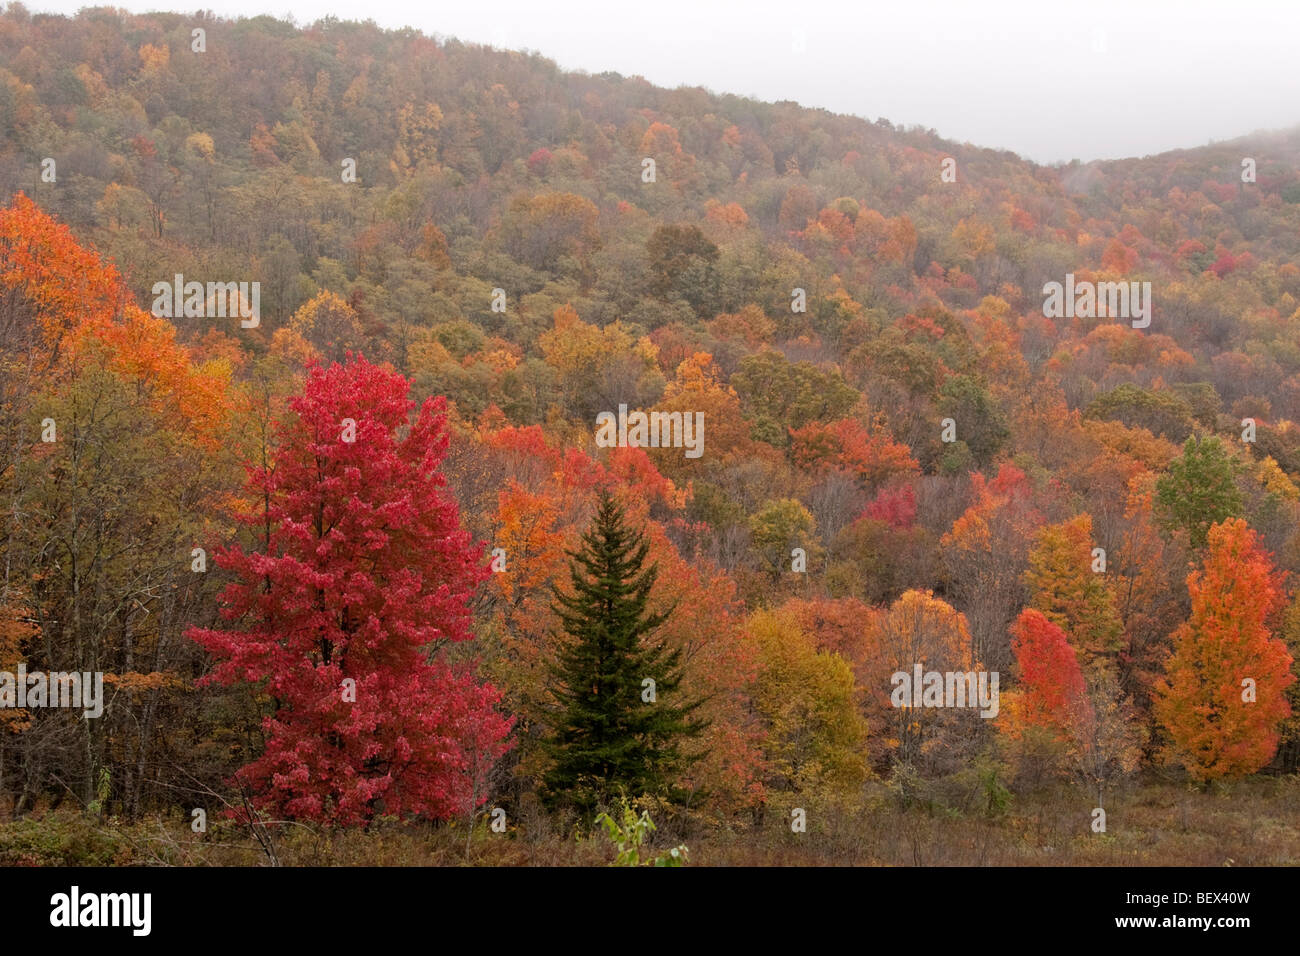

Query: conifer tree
[543,490,705,812]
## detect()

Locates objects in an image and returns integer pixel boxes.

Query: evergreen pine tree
[542,490,705,812]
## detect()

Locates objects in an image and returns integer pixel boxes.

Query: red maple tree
[190,355,512,824]
[1009,608,1091,733]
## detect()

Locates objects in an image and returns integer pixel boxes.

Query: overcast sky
[23,0,1300,164]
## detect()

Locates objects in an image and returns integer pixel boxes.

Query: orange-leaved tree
[1155,518,1294,782]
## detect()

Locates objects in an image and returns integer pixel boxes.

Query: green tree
[646,223,720,318]
[1084,383,1195,442]
[1155,436,1244,550]
[938,374,1009,467]
[732,350,859,442]
[543,491,706,813]
[750,498,820,581]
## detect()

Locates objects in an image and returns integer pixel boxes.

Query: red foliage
[526,147,553,175]
[190,356,511,824]
[1009,609,1090,731]
[789,417,918,489]
[863,485,917,529]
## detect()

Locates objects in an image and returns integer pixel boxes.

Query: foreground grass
[2,776,1297,866]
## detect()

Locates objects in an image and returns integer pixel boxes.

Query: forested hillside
[2,6,1300,865]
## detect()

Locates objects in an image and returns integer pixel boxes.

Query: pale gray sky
[23,0,1300,164]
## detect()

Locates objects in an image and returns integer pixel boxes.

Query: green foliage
[732,350,859,439]
[938,375,1008,466]
[1168,382,1223,429]
[686,481,747,531]
[432,319,487,359]
[749,498,819,580]
[646,224,721,319]
[543,492,707,813]
[595,800,689,867]
[939,439,974,476]
[1085,383,1195,442]
[1155,436,1245,550]
[87,767,112,818]
[977,758,1012,818]
[0,813,129,866]
[853,334,944,396]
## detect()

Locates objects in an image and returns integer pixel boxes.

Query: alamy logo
[595,404,704,459]
[151,273,260,328]
[890,664,999,718]
[1043,273,1151,329]
[50,886,151,936]
[0,665,102,718]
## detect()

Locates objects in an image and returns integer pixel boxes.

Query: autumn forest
[1,6,1300,868]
